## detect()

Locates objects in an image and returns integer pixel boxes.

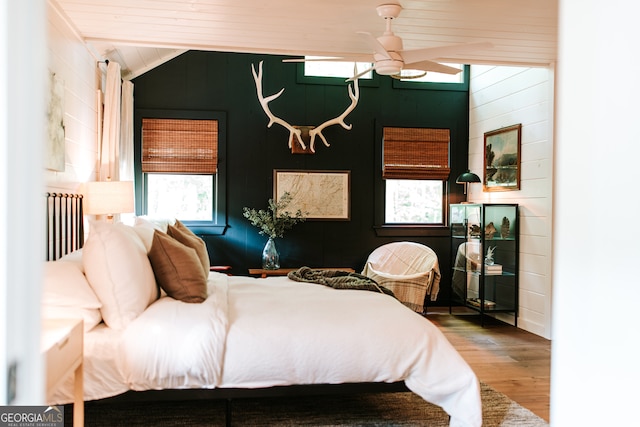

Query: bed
[42,193,482,427]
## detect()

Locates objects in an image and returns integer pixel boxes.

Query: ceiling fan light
[375,60,403,75]
[374,50,403,75]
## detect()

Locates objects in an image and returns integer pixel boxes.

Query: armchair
[362,242,441,314]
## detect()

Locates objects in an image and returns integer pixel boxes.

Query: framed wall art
[45,71,65,172]
[274,169,350,220]
[483,124,522,192]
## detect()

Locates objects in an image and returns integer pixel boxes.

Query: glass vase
[262,237,280,270]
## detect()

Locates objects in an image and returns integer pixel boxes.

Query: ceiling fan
[286,3,492,80]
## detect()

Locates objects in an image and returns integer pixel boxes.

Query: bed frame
[46,192,411,425]
[45,192,84,261]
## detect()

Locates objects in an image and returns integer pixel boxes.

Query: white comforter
[56,272,482,427]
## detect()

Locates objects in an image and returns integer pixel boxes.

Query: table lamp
[84,180,134,222]
[455,170,481,203]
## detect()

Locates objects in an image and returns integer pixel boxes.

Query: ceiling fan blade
[346,65,376,82]
[403,60,463,75]
[400,42,493,65]
[357,31,392,60]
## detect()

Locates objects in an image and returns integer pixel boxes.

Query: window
[303,57,373,79]
[385,179,444,223]
[137,111,227,234]
[146,174,212,220]
[382,127,450,226]
[296,58,379,87]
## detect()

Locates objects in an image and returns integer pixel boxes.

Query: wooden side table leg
[73,362,84,426]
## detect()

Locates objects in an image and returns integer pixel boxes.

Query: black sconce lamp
[455,170,481,202]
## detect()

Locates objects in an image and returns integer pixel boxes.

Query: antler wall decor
[251,61,359,154]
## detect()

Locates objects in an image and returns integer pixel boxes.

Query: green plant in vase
[243,192,306,269]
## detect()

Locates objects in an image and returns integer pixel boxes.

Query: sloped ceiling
[51,0,558,80]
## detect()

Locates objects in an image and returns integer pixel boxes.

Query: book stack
[484,264,502,275]
[467,298,497,309]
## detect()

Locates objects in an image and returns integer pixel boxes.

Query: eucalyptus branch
[243,192,306,239]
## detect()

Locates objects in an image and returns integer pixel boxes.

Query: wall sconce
[455,170,481,203]
[84,180,134,222]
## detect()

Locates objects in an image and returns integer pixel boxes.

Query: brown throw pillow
[148,230,207,303]
[167,220,210,276]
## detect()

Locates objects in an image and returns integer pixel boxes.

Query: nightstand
[210,265,232,275]
[41,318,84,426]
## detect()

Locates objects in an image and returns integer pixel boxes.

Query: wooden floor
[427,309,551,422]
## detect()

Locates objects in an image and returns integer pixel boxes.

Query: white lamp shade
[84,181,134,215]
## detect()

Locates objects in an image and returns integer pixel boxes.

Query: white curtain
[119,80,135,223]
[120,80,134,180]
[100,61,122,181]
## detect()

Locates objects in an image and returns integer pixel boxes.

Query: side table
[41,318,84,426]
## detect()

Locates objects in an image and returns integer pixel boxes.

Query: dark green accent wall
[133,50,470,305]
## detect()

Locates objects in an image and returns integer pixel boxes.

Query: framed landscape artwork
[274,169,350,220]
[483,124,522,192]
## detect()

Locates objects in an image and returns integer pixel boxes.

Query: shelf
[449,203,519,327]
[452,267,516,277]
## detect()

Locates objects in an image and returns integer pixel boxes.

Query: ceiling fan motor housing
[375,33,404,75]
[378,33,403,52]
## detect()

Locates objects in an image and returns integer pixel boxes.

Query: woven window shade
[142,118,218,174]
[383,127,450,180]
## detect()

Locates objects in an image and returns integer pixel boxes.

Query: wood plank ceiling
[51,0,558,80]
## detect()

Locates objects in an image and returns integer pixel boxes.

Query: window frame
[134,109,227,235]
[294,61,469,92]
[391,65,470,91]
[373,122,451,237]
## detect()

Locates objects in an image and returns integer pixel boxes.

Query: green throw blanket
[287,266,395,298]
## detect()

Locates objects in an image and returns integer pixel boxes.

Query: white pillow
[83,221,159,330]
[41,260,102,332]
[134,216,176,232]
[133,216,177,253]
[58,249,84,271]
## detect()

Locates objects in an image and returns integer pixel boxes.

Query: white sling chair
[361,241,441,314]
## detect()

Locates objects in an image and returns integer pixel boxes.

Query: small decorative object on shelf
[485,222,497,240]
[501,216,510,239]
[243,192,306,270]
[485,246,496,265]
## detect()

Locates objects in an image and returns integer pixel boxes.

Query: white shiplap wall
[468,65,554,338]
[45,1,100,193]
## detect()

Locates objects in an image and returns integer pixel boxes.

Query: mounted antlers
[251,61,359,153]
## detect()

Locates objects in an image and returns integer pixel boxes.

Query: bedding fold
[118,273,229,390]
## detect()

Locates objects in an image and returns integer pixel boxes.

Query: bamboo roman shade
[383,127,450,180]
[142,118,218,174]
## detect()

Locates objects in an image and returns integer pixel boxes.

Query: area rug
[67,382,548,426]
